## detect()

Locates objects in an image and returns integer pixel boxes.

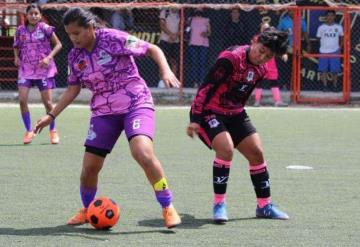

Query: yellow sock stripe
[153,177,168,191]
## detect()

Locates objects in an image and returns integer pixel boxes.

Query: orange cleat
[67,208,89,225]
[162,204,181,229]
[23,131,34,144]
[50,130,60,144]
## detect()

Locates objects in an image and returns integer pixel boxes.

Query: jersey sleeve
[42,23,55,39]
[67,49,81,86]
[316,25,322,38]
[122,34,149,57]
[190,52,235,123]
[13,26,22,48]
[338,24,344,36]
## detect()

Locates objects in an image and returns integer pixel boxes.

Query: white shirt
[159,9,180,43]
[316,23,343,53]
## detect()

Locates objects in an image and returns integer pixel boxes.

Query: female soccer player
[187,26,290,223]
[34,7,181,228]
[13,3,62,144]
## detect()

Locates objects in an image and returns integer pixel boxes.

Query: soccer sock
[213,157,231,204]
[154,177,172,208]
[80,185,97,208]
[271,87,281,103]
[249,162,271,208]
[21,111,32,132]
[49,120,56,131]
[255,88,262,103]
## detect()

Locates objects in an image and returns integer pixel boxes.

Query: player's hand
[281,54,288,62]
[161,70,180,88]
[14,57,20,67]
[34,115,53,134]
[39,57,50,68]
[186,122,201,138]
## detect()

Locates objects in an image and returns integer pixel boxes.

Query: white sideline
[0,103,360,111]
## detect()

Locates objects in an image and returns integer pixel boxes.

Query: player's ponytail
[258,26,288,56]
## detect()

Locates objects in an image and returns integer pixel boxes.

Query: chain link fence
[0,0,359,100]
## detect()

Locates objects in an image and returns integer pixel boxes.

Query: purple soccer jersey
[67,28,154,117]
[13,22,58,79]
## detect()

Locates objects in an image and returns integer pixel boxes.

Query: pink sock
[214,194,226,204]
[271,87,281,103]
[257,197,271,208]
[255,88,262,102]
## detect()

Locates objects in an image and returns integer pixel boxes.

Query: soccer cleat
[23,131,34,144]
[213,202,228,223]
[256,203,289,220]
[162,204,181,228]
[50,130,60,144]
[67,208,89,225]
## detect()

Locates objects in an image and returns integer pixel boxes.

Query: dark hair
[26,3,42,14]
[326,10,336,15]
[63,7,99,28]
[258,26,288,56]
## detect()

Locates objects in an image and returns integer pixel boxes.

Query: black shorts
[159,40,179,60]
[192,110,257,149]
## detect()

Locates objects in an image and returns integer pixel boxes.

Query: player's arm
[34,85,81,134]
[187,56,234,138]
[146,43,180,88]
[40,32,62,67]
[14,48,20,67]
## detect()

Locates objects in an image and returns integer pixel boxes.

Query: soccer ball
[87,196,120,230]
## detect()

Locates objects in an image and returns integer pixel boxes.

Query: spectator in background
[90,7,110,27]
[254,21,288,107]
[316,10,343,92]
[277,10,311,90]
[0,15,9,36]
[158,8,180,88]
[223,8,246,49]
[111,9,134,31]
[187,9,211,88]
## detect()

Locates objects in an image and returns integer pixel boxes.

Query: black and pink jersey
[190,45,267,123]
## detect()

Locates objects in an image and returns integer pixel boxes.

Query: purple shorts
[84,108,155,153]
[17,78,56,91]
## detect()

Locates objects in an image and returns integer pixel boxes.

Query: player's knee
[216,147,234,161]
[132,149,156,167]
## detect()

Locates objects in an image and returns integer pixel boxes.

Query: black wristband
[47,112,56,120]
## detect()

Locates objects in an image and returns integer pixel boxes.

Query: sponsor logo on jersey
[97,50,112,65]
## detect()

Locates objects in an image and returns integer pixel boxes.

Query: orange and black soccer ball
[87,196,120,230]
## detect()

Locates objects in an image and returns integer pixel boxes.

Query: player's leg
[126,108,181,228]
[211,131,234,223]
[39,78,59,144]
[67,151,106,225]
[197,113,232,223]
[68,115,122,225]
[254,83,263,107]
[270,80,287,107]
[236,133,289,220]
[330,57,341,91]
[18,81,33,144]
[318,57,329,91]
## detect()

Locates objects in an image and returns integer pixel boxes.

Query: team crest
[77,60,87,71]
[208,119,220,129]
[245,69,255,82]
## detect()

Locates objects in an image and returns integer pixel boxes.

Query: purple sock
[21,111,32,132]
[155,189,172,208]
[49,120,56,131]
[80,185,97,208]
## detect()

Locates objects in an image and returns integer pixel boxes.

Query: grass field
[0,104,359,247]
